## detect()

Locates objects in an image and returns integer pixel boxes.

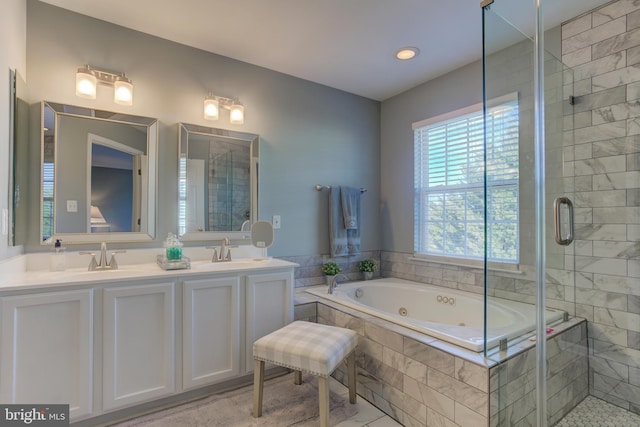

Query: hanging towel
[340,186,360,230]
[329,187,349,257]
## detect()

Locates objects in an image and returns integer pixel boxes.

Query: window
[413,94,519,263]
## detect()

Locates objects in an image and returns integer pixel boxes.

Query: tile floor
[335,379,640,427]
[327,377,402,427]
[555,396,640,427]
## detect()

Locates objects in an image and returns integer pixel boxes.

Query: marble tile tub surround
[562,0,640,415]
[277,250,381,288]
[296,290,588,427]
[489,322,588,427]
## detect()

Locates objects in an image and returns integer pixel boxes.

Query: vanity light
[230,102,244,125]
[75,68,97,99]
[203,92,245,125]
[203,94,219,120]
[113,77,133,106]
[75,65,134,106]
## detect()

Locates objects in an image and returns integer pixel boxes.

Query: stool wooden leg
[318,376,330,427]
[253,360,265,418]
[347,351,357,404]
[294,370,302,385]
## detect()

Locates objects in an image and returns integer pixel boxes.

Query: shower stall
[482,0,639,425]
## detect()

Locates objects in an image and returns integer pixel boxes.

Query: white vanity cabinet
[245,271,294,371]
[0,258,296,423]
[0,289,94,419]
[102,282,175,411]
[182,276,241,389]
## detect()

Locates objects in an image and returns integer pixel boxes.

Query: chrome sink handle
[108,250,126,270]
[79,252,98,271]
[205,246,219,262]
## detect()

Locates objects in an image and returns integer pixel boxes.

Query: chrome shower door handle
[553,197,574,246]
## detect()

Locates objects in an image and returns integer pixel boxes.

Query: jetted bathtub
[306,278,565,351]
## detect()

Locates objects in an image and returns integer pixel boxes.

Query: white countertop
[0,248,298,292]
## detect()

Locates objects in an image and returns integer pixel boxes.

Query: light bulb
[204,98,219,120]
[114,78,133,105]
[76,69,97,99]
[230,103,244,124]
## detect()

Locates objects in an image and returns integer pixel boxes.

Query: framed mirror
[40,101,158,244]
[178,123,259,241]
[8,70,17,246]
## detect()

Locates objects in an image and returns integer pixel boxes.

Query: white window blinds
[413,94,519,263]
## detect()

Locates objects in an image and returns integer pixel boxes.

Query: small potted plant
[359,259,377,280]
[322,261,342,285]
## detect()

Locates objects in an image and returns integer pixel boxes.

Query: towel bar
[315,184,367,193]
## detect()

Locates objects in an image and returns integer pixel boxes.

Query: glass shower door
[482,4,581,426]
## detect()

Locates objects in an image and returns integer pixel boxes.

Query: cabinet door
[103,282,175,411]
[0,289,93,420]
[183,276,240,389]
[245,271,293,371]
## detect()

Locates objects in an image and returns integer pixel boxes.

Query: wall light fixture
[204,92,244,124]
[75,65,134,106]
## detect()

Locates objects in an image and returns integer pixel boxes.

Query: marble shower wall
[561,0,640,414]
[562,0,640,413]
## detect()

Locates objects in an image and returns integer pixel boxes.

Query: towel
[329,187,349,257]
[340,186,360,230]
[329,187,361,257]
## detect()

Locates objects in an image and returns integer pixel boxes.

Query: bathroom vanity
[0,253,296,423]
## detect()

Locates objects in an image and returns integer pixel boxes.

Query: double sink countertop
[0,247,298,292]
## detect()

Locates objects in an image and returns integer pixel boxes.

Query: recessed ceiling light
[395,47,420,60]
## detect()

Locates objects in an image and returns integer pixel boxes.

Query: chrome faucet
[328,273,349,294]
[206,237,238,262]
[80,242,125,271]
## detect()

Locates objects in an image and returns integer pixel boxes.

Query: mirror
[178,123,259,241]
[8,70,29,246]
[8,70,16,246]
[41,101,158,244]
[251,221,274,249]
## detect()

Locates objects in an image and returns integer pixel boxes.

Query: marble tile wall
[317,303,490,427]
[308,301,586,427]
[277,250,381,288]
[489,322,588,426]
[562,0,640,415]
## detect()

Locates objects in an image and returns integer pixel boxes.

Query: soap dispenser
[50,239,66,271]
[164,233,183,261]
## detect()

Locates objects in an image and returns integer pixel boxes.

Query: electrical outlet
[272,215,281,229]
[67,200,78,213]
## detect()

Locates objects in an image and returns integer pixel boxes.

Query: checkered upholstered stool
[252,321,358,427]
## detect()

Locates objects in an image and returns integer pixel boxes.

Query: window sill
[408,254,524,275]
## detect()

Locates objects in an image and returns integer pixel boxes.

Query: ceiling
[39,0,609,101]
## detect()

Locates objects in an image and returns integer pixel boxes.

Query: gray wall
[0,0,26,261]
[24,0,381,256]
[380,59,483,252]
[380,26,561,253]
